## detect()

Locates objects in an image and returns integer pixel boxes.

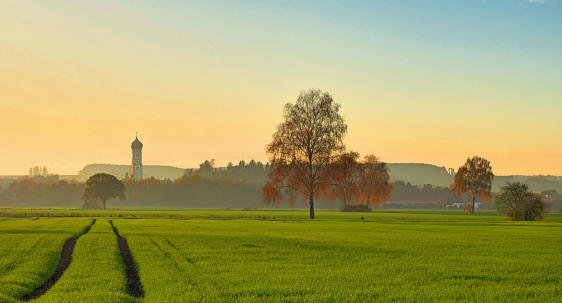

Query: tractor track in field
[20,219,96,301]
[109,220,144,298]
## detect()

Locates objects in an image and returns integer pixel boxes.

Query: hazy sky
[1,0,561,176]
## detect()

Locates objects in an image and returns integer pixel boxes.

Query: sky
[0,0,561,176]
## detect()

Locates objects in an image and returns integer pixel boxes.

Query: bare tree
[451,156,494,214]
[263,89,347,219]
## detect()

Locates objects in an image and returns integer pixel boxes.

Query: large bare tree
[263,89,347,219]
[451,156,494,214]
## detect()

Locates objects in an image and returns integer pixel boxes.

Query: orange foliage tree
[358,155,393,208]
[263,89,347,219]
[450,156,494,214]
[325,152,361,207]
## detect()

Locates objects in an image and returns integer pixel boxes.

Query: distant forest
[1,159,561,211]
[0,175,467,209]
[75,162,562,193]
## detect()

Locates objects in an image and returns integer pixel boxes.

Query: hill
[387,163,562,192]
[387,163,454,187]
[78,164,185,181]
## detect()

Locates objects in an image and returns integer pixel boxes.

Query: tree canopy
[358,155,393,208]
[495,182,545,221]
[325,152,361,207]
[263,89,347,219]
[451,156,494,214]
[82,173,126,209]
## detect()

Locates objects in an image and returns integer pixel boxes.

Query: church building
[131,135,143,180]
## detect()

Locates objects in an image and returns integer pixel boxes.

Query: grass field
[0,218,92,302]
[0,209,560,302]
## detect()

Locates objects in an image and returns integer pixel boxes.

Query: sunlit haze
[1,0,561,175]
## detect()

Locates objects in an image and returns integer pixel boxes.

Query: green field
[0,209,560,302]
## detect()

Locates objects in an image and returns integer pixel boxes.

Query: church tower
[131,135,143,180]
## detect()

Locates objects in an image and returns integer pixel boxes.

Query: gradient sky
[1,0,561,176]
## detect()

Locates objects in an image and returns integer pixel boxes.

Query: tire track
[109,220,144,298]
[21,219,96,301]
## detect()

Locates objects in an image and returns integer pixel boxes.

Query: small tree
[524,194,545,221]
[358,155,393,208]
[495,182,545,221]
[451,156,494,214]
[263,89,347,219]
[82,173,126,209]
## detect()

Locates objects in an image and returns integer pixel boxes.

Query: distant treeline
[3,177,84,207]
[2,163,561,211]
[390,181,461,204]
[0,175,271,208]
[188,159,270,184]
[75,162,562,193]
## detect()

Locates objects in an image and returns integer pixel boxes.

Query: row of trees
[28,166,49,177]
[76,156,549,218]
[0,173,467,208]
[0,173,474,208]
[262,89,549,220]
[81,174,265,209]
[450,156,546,220]
[5,178,84,206]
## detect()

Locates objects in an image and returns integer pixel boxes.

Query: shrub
[342,204,372,212]
[495,182,545,221]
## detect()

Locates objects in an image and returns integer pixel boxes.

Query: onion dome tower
[131,134,143,180]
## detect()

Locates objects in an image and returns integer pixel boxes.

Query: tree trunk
[472,195,475,215]
[309,196,315,219]
[102,199,107,210]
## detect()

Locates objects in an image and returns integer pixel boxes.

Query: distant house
[447,202,484,209]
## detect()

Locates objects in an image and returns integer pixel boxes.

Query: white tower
[131,134,143,180]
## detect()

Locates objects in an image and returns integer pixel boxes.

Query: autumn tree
[451,156,494,214]
[263,89,347,219]
[82,173,126,209]
[326,152,361,207]
[358,155,393,208]
[495,182,545,221]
